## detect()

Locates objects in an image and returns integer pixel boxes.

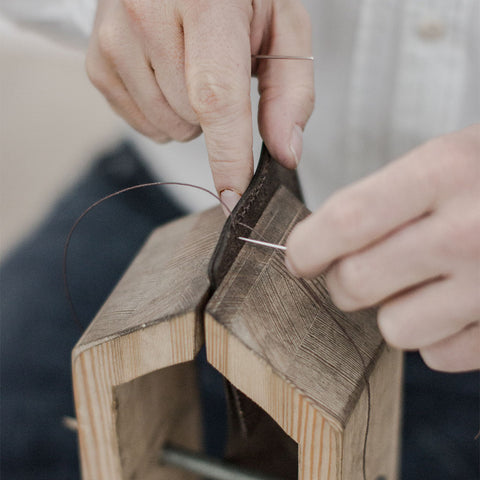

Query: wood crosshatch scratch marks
[72,185,402,480]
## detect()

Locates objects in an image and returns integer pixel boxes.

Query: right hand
[86,0,314,209]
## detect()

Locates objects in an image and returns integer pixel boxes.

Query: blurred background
[0,15,122,259]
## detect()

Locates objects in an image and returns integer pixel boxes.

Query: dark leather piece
[223,380,263,438]
[208,144,303,290]
[206,145,303,470]
[224,381,298,480]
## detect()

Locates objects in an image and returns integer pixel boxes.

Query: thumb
[257,0,314,168]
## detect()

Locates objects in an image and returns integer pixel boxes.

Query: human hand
[86,0,314,209]
[286,125,480,372]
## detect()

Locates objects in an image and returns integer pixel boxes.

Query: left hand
[85,0,314,210]
[286,124,480,372]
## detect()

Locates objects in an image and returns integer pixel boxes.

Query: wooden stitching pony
[72,146,403,480]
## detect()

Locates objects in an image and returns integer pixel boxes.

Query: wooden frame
[72,190,403,479]
[73,208,224,479]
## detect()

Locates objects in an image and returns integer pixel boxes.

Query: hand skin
[86,0,314,210]
[286,125,480,373]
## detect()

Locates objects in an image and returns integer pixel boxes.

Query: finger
[286,142,443,277]
[325,214,449,311]
[117,51,201,142]
[126,0,200,125]
[95,8,200,143]
[377,277,480,350]
[257,0,314,168]
[146,20,200,125]
[182,0,254,199]
[86,42,168,141]
[419,322,480,373]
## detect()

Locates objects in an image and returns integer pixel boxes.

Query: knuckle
[459,216,480,257]
[188,70,247,120]
[422,131,478,189]
[171,124,201,142]
[434,224,458,261]
[293,2,312,33]
[180,0,208,17]
[278,0,311,34]
[329,258,372,309]
[323,194,366,235]
[177,107,200,126]
[97,22,121,60]
[292,85,315,122]
[121,0,150,28]
[154,113,195,142]
[121,0,140,16]
[85,59,110,94]
[293,0,311,21]
[437,210,480,261]
[433,130,475,163]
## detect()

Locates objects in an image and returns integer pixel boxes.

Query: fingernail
[220,189,241,216]
[289,125,303,167]
[285,256,299,277]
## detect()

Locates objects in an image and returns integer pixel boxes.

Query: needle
[238,237,287,251]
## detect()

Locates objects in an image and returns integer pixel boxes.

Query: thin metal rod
[238,237,287,251]
[252,54,314,61]
[159,445,284,480]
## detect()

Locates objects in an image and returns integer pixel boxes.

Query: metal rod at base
[159,445,285,480]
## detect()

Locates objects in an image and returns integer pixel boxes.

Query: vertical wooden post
[72,208,224,480]
[72,194,403,479]
[205,187,403,479]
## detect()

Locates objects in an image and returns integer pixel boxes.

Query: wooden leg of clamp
[72,197,403,480]
[72,208,224,480]
[205,187,403,480]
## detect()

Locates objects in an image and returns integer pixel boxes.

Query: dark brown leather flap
[208,144,303,290]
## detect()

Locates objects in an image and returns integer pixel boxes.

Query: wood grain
[73,186,402,480]
[342,345,403,479]
[72,207,224,480]
[206,186,402,479]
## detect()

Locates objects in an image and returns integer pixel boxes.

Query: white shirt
[1,0,478,211]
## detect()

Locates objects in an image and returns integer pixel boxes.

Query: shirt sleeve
[0,0,97,48]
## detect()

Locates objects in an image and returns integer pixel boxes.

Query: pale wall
[0,16,123,258]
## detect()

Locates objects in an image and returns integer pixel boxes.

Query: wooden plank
[73,187,402,479]
[206,186,402,479]
[72,207,225,480]
[115,363,203,480]
[342,345,403,480]
[76,207,224,351]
